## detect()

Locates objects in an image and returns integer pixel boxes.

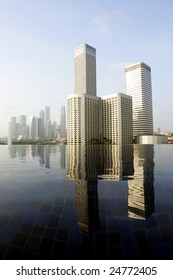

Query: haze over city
[0,0,173,137]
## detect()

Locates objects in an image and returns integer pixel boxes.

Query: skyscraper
[74,43,96,96]
[101,93,133,144]
[67,43,133,144]
[125,62,153,137]
[59,106,66,138]
[44,106,50,138]
[67,43,100,144]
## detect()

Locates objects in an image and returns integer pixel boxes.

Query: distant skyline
[0,0,173,136]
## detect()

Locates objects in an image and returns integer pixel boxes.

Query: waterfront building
[44,106,50,138]
[30,116,38,139]
[74,43,96,96]
[67,43,133,144]
[67,43,100,144]
[125,62,153,137]
[59,106,66,138]
[18,115,28,137]
[101,93,133,144]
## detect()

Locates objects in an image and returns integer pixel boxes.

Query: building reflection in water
[8,144,66,170]
[67,144,135,234]
[128,144,155,219]
[67,145,100,234]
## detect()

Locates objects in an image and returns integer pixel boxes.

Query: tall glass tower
[125,62,153,137]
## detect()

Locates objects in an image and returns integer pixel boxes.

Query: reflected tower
[128,145,155,219]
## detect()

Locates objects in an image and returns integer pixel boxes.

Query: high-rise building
[39,110,44,138]
[67,94,100,144]
[67,43,133,144]
[30,116,38,139]
[18,115,28,137]
[10,116,17,139]
[101,93,133,144]
[74,43,96,96]
[44,106,50,138]
[125,62,153,137]
[59,106,66,138]
[67,43,100,144]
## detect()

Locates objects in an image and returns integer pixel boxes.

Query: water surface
[0,144,173,260]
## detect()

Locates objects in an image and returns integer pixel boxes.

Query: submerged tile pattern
[0,144,173,259]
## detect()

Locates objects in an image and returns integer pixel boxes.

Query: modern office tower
[128,145,155,219]
[30,116,38,139]
[125,62,153,137]
[101,93,133,144]
[18,115,27,137]
[39,110,44,138]
[10,116,17,139]
[67,94,100,144]
[67,43,99,144]
[59,106,66,138]
[44,106,50,138]
[74,43,96,96]
[52,121,57,138]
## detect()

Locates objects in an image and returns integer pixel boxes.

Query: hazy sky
[0,0,173,137]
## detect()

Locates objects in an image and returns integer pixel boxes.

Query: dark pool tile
[35,212,49,227]
[43,228,57,239]
[6,217,22,232]
[39,238,54,255]
[169,211,173,222]
[82,233,95,246]
[0,213,10,228]
[123,246,139,259]
[40,203,52,212]
[81,246,95,259]
[107,217,120,231]
[109,246,123,259]
[19,223,33,234]
[155,213,172,226]
[122,231,136,246]
[52,240,67,259]
[23,209,39,225]
[0,229,15,244]
[12,233,28,247]
[120,218,133,231]
[145,215,157,227]
[56,229,68,242]
[51,205,63,215]
[160,224,173,242]
[31,226,45,236]
[4,246,22,259]
[108,232,122,247]
[65,244,81,259]
[133,219,146,229]
[47,214,60,228]
[137,245,155,259]
[0,243,9,259]
[147,227,163,244]
[151,243,173,259]
[134,229,149,245]
[25,235,42,252]
[20,250,42,260]
[154,202,166,213]
[95,231,108,247]
[95,246,109,260]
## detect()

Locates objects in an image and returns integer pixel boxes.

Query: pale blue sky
[0,0,173,136]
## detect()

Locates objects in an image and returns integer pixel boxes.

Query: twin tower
[67,43,153,144]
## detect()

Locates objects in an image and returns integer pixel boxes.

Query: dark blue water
[0,144,173,260]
